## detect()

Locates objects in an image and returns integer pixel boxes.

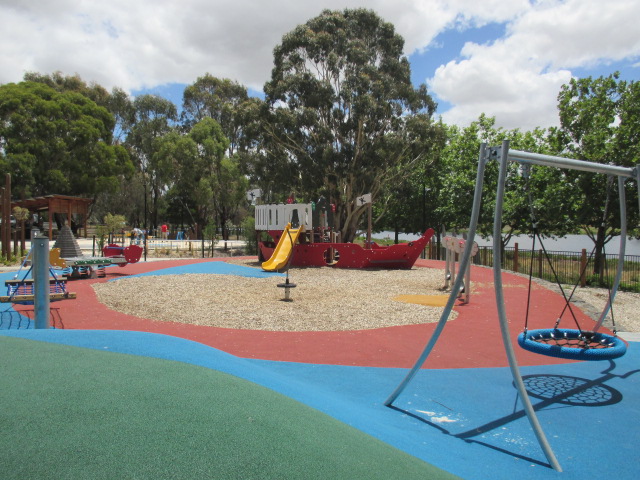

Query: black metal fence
[430,242,640,292]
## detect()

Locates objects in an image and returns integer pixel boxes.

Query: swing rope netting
[517,169,627,361]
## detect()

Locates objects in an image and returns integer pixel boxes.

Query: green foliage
[124,94,178,228]
[161,117,248,241]
[241,216,258,255]
[103,213,126,233]
[259,8,439,242]
[12,207,30,222]
[95,225,109,251]
[202,223,219,255]
[429,115,575,248]
[0,81,133,199]
[203,223,217,241]
[182,75,252,155]
[557,73,640,272]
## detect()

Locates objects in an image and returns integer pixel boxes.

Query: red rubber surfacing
[16,257,618,369]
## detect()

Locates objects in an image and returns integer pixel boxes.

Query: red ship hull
[258,228,434,269]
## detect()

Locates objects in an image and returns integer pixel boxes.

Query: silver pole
[508,149,635,178]
[385,143,490,406]
[32,236,50,329]
[595,176,627,331]
[493,141,562,472]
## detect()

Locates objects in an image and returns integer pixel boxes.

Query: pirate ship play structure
[256,201,434,271]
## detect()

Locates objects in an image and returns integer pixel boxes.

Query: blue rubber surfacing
[1,260,639,479]
[2,329,638,480]
[118,260,283,279]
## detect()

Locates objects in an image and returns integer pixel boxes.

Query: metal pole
[507,149,635,178]
[32,235,50,329]
[385,143,490,406]
[493,141,562,472]
[595,175,627,331]
[144,181,148,262]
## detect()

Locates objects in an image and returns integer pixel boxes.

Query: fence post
[538,249,543,279]
[514,242,519,273]
[580,248,587,287]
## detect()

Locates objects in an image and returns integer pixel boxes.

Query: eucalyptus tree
[373,118,447,241]
[0,81,132,200]
[23,71,111,108]
[181,74,255,156]
[125,94,178,230]
[260,8,439,242]
[23,71,134,145]
[21,72,140,225]
[159,118,248,239]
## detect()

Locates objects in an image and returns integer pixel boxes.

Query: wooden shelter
[12,195,93,239]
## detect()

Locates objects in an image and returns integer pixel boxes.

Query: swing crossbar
[506,149,636,178]
[518,328,627,360]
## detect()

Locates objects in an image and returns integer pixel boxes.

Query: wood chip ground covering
[92,259,640,333]
[92,259,456,331]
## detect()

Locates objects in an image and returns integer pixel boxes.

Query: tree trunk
[593,224,607,283]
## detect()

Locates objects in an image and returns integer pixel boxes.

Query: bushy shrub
[241,216,258,255]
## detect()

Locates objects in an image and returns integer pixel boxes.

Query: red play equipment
[256,202,434,270]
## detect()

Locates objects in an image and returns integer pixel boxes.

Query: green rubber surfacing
[0,337,459,480]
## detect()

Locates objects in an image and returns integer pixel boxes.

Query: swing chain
[522,165,538,231]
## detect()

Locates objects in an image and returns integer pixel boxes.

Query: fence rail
[428,240,640,292]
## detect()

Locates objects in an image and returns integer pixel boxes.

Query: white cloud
[1,0,638,131]
[0,0,538,92]
[428,0,640,129]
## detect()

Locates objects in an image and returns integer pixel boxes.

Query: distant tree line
[0,8,639,268]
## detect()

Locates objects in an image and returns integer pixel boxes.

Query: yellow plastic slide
[262,223,303,271]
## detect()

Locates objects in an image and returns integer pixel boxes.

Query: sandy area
[92,259,640,333]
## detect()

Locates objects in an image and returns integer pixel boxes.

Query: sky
[1,0,639,131]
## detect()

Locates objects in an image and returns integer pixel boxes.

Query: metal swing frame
[385,141,640,472]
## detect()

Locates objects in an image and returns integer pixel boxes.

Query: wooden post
[47,197,54,240]
[0,186,5,259]
[67,199,72,230]
[514,242,519,273]
[3,175,11,259]
[580,248,587,287]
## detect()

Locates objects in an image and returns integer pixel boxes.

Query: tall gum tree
[125,94,178,230]
[181,75,253,157]
[0,81,132,200]
[262,8,438,242]
[159,118,248,240]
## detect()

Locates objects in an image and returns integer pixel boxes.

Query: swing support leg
[493,141,562,472]
[385,144,489,405]
[594,175,627,332]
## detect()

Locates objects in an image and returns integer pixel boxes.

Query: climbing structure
[256,203,434,270]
